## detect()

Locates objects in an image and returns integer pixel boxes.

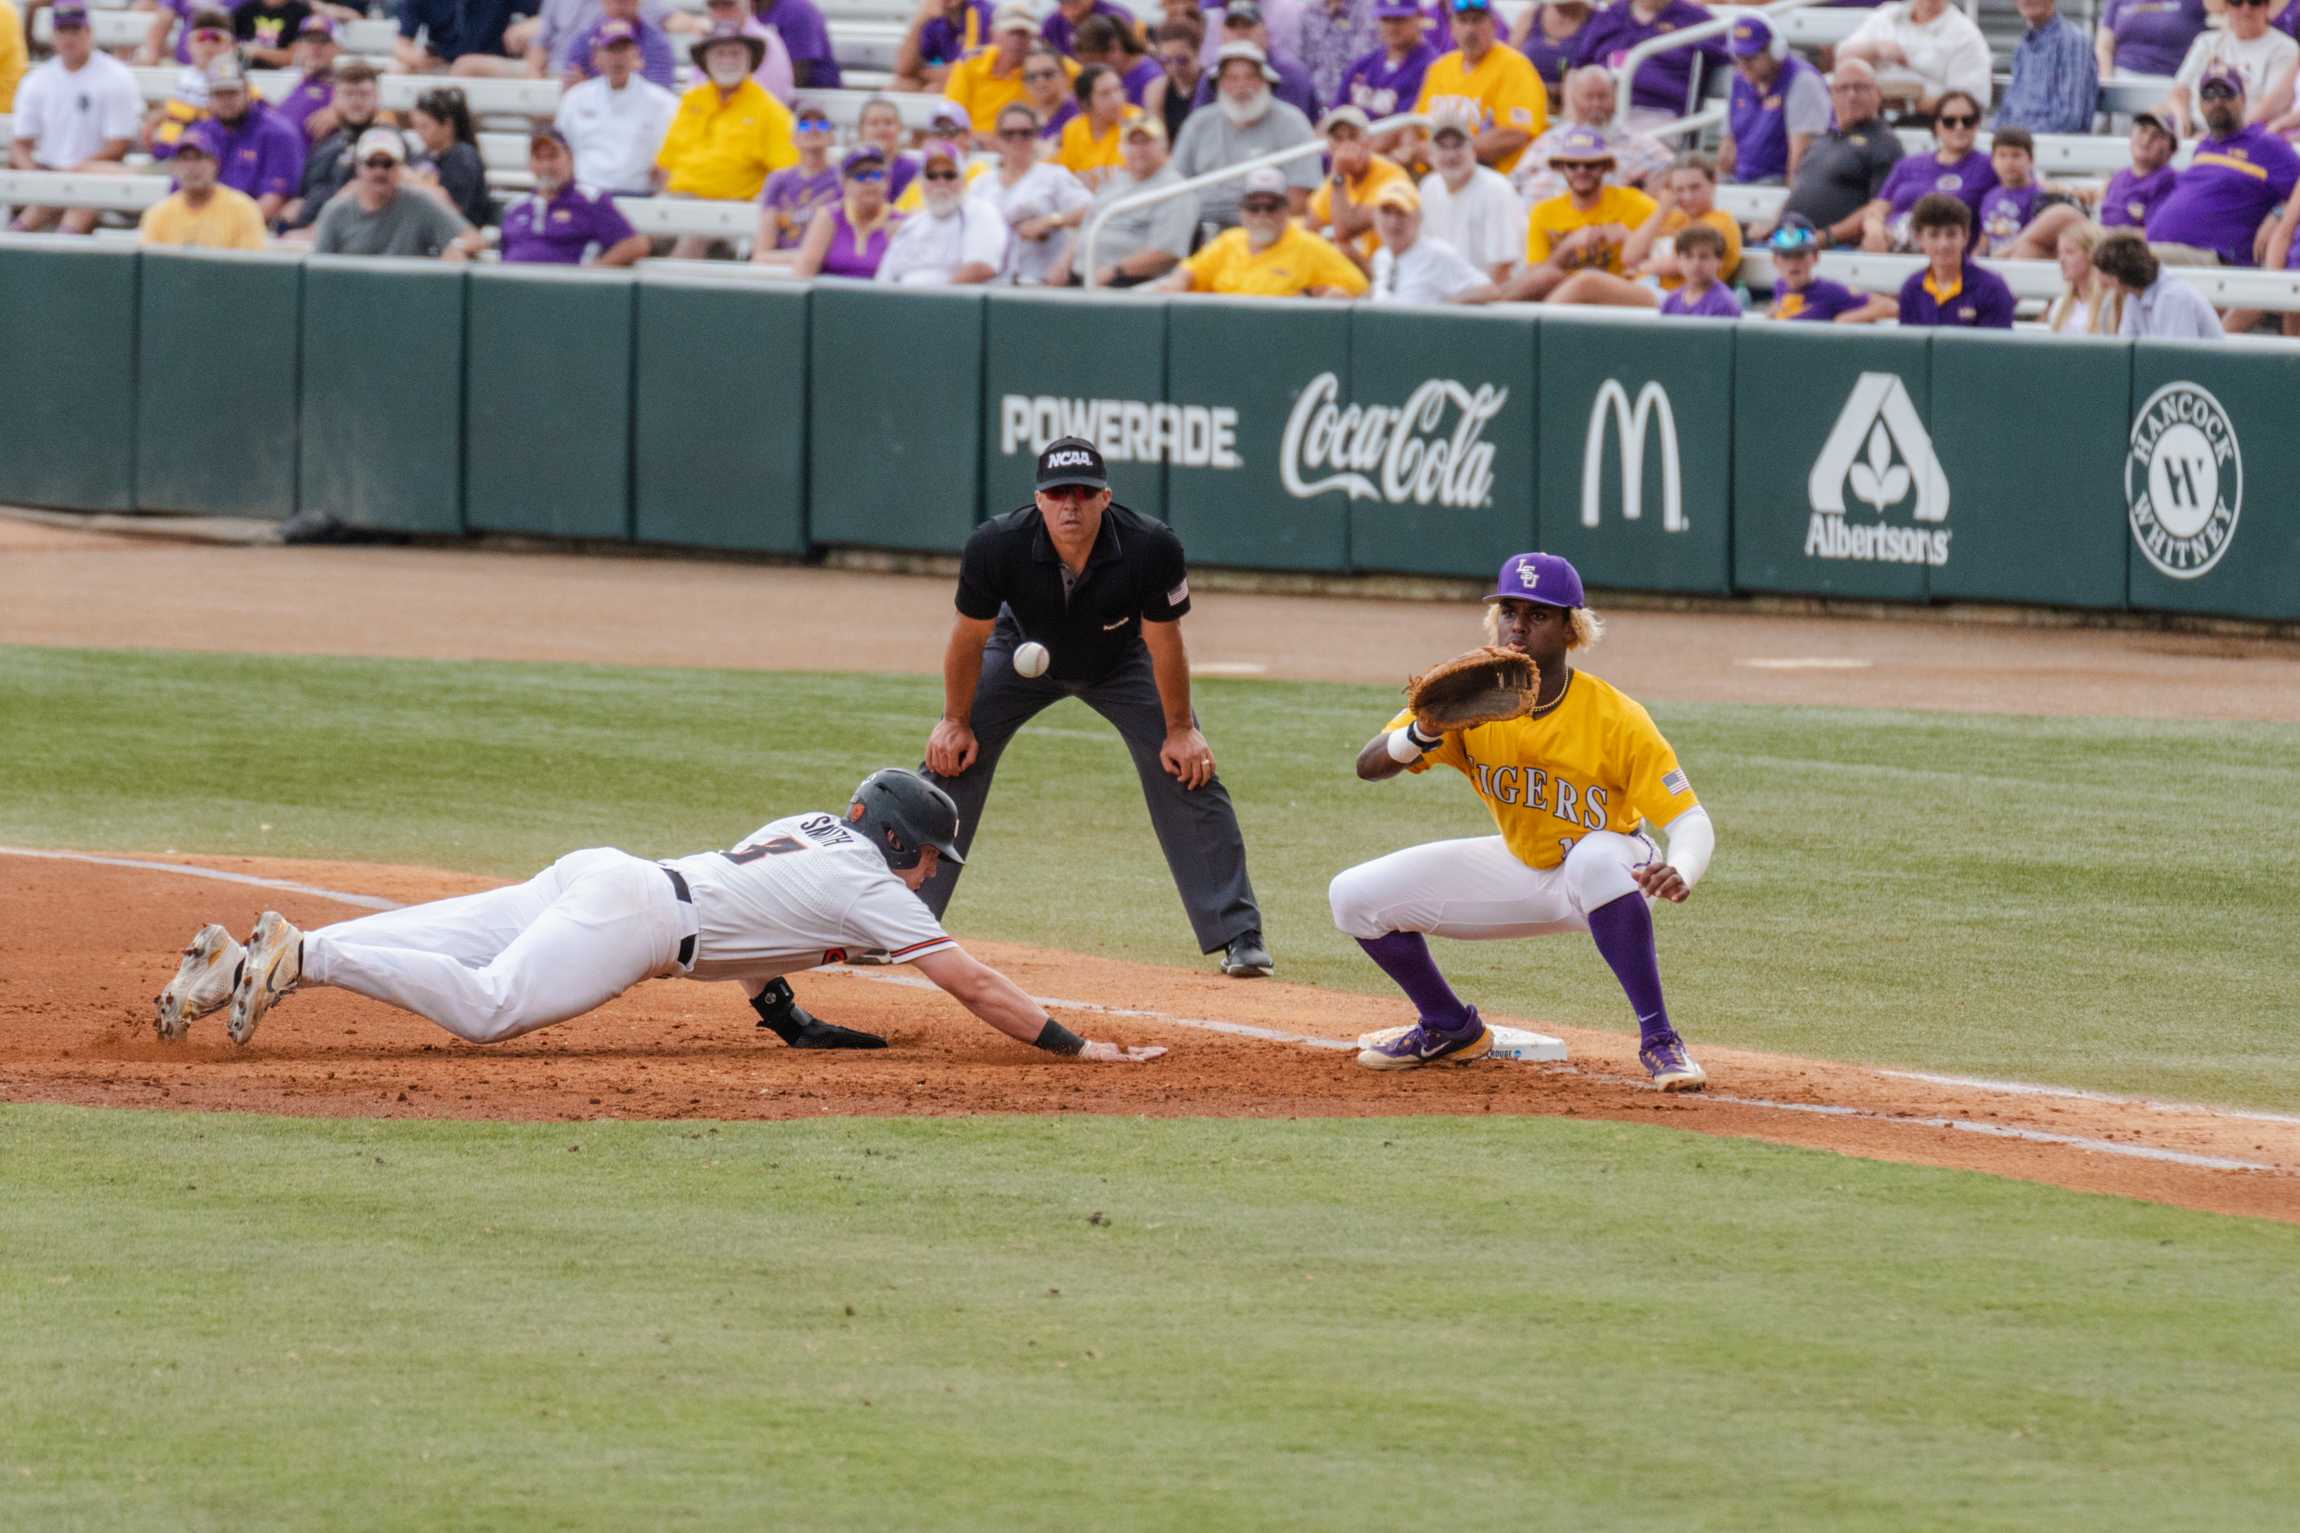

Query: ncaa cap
[1036,436,1109,492]
[1483,552,1585,610]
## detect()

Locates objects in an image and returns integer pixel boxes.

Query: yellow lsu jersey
[1386,669,1698,870]
[1413,44,1549,175]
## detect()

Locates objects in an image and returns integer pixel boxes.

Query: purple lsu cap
[596,17,640,44]
[840,146,888,175]
[1547,125,1614,164]
[1727,17,1774,58]
[1484,552,1585,609]
[52,0,91,25]
[298,15,336,38]
[1373,0,1420,16]
[2198,68,2244,98]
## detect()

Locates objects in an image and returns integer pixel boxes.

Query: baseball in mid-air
[1013,641,1050,678]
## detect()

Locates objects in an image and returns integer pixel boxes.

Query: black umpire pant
[918,641,1262,954]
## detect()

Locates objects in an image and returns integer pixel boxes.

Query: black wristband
[1031,1017,1086,1056]
[1405,720,1442,751]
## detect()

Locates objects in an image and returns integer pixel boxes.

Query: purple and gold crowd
[4,0,2298,332]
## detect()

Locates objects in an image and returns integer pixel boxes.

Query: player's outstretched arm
[1356,721,1442,782]
[911,947,1165,1062]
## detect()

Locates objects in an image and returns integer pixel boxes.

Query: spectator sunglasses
[1240,195,1288,213]
[923,166,963,180]
[1935,110,1978,128]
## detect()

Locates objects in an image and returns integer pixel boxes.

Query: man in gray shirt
[312,128,481,260]
[1170,42,1319,230]
[2094,230,2226,341]
[1063,116,1197,286]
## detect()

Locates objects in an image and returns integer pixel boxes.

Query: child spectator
[1657,223,1739,315]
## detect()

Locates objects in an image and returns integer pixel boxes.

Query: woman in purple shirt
[1857,89,1994,251]
[1572,0,1726,123]
[754,103,843,251]
[2094,0,2207,77]
[792,148,902,278]
[1512,0,1595,96]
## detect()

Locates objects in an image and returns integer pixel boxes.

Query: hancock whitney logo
[1805,373,1950,567]
[2127,383,2240,580]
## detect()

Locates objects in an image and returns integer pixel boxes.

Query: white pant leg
[304,850,682,1044]
[310,866,566,968]
[1329,830,1661,942]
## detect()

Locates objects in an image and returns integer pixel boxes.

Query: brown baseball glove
[1404,645,1540,732]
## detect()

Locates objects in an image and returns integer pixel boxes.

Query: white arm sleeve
[1662,806,1715,890]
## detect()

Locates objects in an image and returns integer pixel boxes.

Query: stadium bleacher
[7,0,2300,320]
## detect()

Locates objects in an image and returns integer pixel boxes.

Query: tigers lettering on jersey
[1387,669,1696,871]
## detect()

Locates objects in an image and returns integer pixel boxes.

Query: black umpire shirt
[955,502,1193,683]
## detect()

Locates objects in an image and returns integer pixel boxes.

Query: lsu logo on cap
[1517,562,1539,589]
[1046,450,1096,467]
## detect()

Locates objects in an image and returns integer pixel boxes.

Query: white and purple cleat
[1638,1032,1708,1092]
[1354,1009,1495,1072]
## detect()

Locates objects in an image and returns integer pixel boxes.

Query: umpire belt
[660,864,697,968]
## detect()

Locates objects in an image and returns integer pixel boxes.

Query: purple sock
[1355,932,1473,1031]
[1586,892,1674,1046]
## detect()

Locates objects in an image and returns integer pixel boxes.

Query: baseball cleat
[227,911,305,1047]
[1355,1009,1492,1071]
[754,978,886,1049]
[154,924,247,1041]
[1639,1033,1707,1092]
[1220,931,1273,978]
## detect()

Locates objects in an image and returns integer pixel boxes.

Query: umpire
[919,436,1272,977]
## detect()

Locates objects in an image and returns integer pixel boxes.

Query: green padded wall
[808,283,984,552]
[299,257,465,534]
[1537,309,1732,595]
[135,249,303,519]
[633,274,809,553]
[464,265,635,539]
[1345,303,1536,579]
[980,288,1170,525]
[0,237,139,512]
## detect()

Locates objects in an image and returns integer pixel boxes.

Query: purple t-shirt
[1898,261,2015,327]
[1040,98,1079,139]
[887,153,919,202]
[1727,51,1823,183]
[1041,0,1133,57]
[1572,0,1725,117]
[762,0,839,85]
[1771,275,1869,321]
[2100,164,2178,229]
[2099,0,2207,75]
[759,163,840,248]
[2147,123,2300,265]
[1877,148,1996,217]
[1976,182,2040,253]
[1338,40,1437,118]
[1660,281,1741,317]
[569,17,679,88]
[190,99,306,202]
[1518,6,1588,94]
[916,0,991,67]
[500,182,637,263]
[277,73,334,141]
[1119,55,1162,107]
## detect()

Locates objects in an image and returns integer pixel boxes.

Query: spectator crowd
[2,0,2296,334]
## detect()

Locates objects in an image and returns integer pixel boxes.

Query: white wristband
[1386,726,1427,763]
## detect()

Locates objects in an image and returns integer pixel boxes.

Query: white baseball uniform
[300,813,956,1044]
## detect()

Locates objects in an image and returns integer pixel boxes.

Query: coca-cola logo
[1279,372,1506,507]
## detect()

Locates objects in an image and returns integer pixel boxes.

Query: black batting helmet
[846,768,966,871]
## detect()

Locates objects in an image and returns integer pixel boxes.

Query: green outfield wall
[2,242,2293,622]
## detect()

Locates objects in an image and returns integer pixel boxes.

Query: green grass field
[6,642,2300,1530]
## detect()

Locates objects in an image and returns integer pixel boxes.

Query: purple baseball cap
[1484,552,1585,610]
[298,15,336,39]
[841,146,889,176]
[51,0,91,26]
[1547,125,1615,165]
[1373,0,1420,15]
[597,18,640,45]
[2198,68,2244,98]
[1727,17,1774,59]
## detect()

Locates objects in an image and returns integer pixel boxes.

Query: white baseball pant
[1328,830,1658,942]
[300,848,694,1044]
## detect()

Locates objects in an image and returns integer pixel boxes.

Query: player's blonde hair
[1483,602,1605,652]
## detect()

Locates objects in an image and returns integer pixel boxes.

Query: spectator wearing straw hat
[658,21,798,202]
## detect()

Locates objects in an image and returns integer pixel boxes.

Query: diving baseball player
[152,770,1166,1064]
[1331,553,1716,1087]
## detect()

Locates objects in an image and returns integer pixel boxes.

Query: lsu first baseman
[153,770,1165,1064]
[1331,553,1716,1087]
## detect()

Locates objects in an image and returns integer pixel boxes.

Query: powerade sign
[998,369,1509,509]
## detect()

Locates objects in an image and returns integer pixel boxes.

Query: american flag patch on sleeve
[1662,769,1691,797]
[1168,578,1190,605]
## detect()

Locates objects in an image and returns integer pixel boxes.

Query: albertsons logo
[2127,382,2240,580]
[1804,373,1951,567]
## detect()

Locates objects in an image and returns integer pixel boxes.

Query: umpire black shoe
[1220,932,1273,979]
[753,978,886,1049]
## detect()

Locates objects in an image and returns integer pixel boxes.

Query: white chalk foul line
[1874,1069,2300,1129]
[8,848,2290,1177]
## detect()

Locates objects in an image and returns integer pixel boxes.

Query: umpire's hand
[927,717,979,776]
[1162,726,1214,790]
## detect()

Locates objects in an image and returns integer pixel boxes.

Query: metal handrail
[1613,0,1835,129]
[1079,111,1427,288]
